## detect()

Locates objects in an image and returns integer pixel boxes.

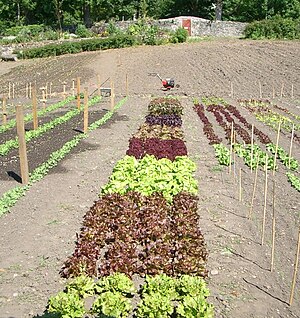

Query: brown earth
[0,38,300,318]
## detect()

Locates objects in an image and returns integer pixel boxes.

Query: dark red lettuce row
[145,114,182,127]
[126,137,187,161]
[61,192,208,278]
[193,104,222,145]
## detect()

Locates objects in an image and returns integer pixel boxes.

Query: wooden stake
[229,122,234,174]
[125,74,129,97]
[273,120,281,176]
[12,83,15,99]
[16,105,29,185]
[291,84,294,99]
[259,81,262,98]
[2,96,7,126]
[77,77,81,110]
[25,83,28,99]
[72,79,75,97]
[271,179,276,272]
[29,82,32,98]
[45,82,48,99]
[239,168,242,202]
[230,82,234,98]
[289,228,300,306]
[248,154,260,219]
[261,154,268,246]
[8,82,11,99]
[49,82,52,97]
[272,85,275,99]
[32,87,38,130]
[280,83,284,98]
[83,87,89,134]
[233,132,237,181]
[288,124,295,169]
[250,124,254,172]
[63,82,66,100]
[110,80,115,110]
[97,75,101,97]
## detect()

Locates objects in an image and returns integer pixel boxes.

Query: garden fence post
[29,82,32,98]
[126,74,129,97]
[97,75,101,97]
[12,83,15,99]
[83,87,89,134]
[72,79,75,97]
[16,105,29,185]
[2,96,7,126]
[111,80,115,111]
[280,83,284,98]
[63,81,67,100]
[8,82,11,99]
[77,77,81,109]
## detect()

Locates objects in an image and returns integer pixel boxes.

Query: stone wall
[92,16,247,38]
[157,16,247,37]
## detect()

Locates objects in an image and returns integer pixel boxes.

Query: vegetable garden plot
[239,99,300,144]
[193,98,300,192]
[43,97,213,317]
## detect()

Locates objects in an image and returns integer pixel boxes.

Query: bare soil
[0,38,300,318]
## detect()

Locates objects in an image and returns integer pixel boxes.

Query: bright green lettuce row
[100,155,198,202]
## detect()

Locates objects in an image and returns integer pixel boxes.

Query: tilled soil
[0,39,300,318]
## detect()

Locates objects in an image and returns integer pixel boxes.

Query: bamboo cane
[288,124,295,169]
[273,121,281,176]
[289,228,300,306]
[229,122,234,174]
[250,124,254,173]
[249,154,259,219]
[239,168,242,202]
[261,154,268,246]
[271,179,276,272]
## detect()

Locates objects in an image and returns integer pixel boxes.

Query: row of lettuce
[193,97,300,192]
[44,97,214,317]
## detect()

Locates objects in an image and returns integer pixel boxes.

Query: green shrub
[170,27,188,43]
[244,16,300,39]
[17,34,136,59]
[75,24,94,38]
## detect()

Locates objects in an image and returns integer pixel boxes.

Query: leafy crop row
[127,137,187,160]
[0,96,75,135]
[61,191,208,279]
[239,99,300,143]
[287,172,300,192]
[0,95,100,156]
[133,123,184,140]
[145,114,182,127]
[266,143,299,171]
[193,104,222,145]
[148,97,183,116]
[46,273,213,318]
[101,155,197,202]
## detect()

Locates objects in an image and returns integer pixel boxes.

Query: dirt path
[0,39,299,317]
